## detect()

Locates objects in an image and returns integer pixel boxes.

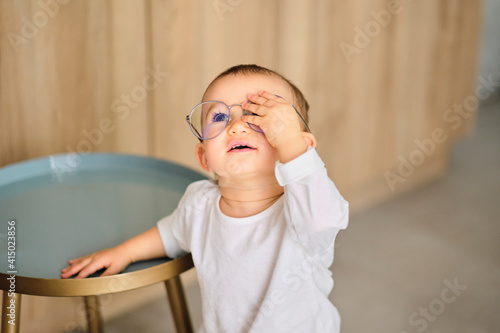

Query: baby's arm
[61,226,165,279]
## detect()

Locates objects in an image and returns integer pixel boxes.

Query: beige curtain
[0,0,482,211]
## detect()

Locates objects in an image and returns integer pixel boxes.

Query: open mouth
[227,141,256,152]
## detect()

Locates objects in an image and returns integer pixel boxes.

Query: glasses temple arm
[290,105,312,133]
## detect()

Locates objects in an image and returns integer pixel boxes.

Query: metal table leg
[164,276,193,333]
[85,295,103,333]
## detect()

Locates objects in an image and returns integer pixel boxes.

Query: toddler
[62,64,349,332]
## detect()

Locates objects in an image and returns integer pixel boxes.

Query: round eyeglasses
[186,99,310,140]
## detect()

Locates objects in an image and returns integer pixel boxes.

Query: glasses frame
[186,97,311,141]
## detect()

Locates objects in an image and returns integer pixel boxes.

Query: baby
[62,64,349,332]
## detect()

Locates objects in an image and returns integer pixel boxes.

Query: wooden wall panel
[108,0,151,155]
[150,0,207,169]
[0,0,115,164]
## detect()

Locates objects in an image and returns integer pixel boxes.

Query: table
[0,153,207,332]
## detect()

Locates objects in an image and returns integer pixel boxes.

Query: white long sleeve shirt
[157,148,349,332]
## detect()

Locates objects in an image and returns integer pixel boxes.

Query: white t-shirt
[157,148,349,333]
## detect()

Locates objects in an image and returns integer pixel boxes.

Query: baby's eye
[212,112,229,123]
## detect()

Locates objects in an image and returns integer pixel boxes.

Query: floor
[105,94,500,333]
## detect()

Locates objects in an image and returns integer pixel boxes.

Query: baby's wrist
[276,135,309,164]
[119,243,135,264]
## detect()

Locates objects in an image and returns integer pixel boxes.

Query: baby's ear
[301,132,317,148]
[195,143,212,172]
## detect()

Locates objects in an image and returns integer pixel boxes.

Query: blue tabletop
[0,153,206,279]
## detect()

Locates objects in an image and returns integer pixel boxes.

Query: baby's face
[196,73,294,181]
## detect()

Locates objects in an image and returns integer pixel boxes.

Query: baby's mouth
[227,141,256,152]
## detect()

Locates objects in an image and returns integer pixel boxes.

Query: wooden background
[0,1,483,330]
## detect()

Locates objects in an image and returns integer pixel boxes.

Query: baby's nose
[227,107,250,133]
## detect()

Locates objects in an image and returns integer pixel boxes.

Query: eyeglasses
[186,98,310,140]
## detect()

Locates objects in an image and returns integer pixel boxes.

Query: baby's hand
[242,91,304,149]
[61,244,132,279]
[242,91,310,163]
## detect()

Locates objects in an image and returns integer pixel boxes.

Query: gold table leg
[1,291,21,333]
[164,276,193,333]
[84,295,103,333]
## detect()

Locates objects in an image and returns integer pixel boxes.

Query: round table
[0,153,206,333]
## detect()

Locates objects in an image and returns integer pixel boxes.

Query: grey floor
[105,94,500,333]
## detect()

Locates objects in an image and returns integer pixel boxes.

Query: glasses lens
[189,102,230,140]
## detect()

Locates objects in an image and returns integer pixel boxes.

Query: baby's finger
[258,90,282,101]
[241,102,263,115]
[61,267,74,278]
[247,93,274,106]
[67,256,86,265]
[61,257,92,278]
[75,260,107,279]
[101,263,125,277]
[241,114,262,129]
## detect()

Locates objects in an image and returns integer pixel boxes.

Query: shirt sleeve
[156,180,214,258]
[275,147,349,256]
[157,213,187,259]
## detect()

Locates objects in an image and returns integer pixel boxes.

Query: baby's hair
[206,64,310,125]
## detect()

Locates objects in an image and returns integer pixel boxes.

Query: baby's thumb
[100,263,125,277]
